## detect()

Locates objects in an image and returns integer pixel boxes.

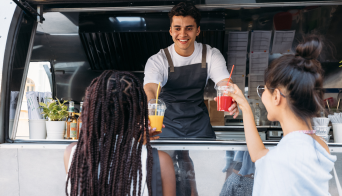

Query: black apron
[159,44,215,138]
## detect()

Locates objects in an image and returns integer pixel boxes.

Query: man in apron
[144,2,238,138]
[143,2,239,196]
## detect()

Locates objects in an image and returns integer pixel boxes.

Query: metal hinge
[12,0,45,23]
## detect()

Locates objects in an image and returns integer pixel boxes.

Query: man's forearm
[145,89,157,102]
[144,83,160,102]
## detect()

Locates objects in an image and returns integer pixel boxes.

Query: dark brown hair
[168,2,201,27]
[265,36,324,128]
[66,70,153,196]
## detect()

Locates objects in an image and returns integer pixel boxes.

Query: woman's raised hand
[227,83,250,113]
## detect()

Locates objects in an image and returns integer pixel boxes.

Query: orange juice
[149,115,164,131]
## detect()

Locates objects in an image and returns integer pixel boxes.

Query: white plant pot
[333,123,342,143]
[46,121,65,139]
[29,119,47,139]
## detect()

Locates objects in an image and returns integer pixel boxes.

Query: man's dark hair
[168,2,201,27]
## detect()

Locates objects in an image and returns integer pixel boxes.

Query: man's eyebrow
[173,25,194,27]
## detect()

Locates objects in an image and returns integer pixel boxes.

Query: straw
[326,100,330,112]
[328,114,342,124]
[155,82,161,116]
[227,65,235,85]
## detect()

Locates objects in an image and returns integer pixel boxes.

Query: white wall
[0,145,341,196]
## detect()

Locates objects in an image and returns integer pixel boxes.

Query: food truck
[1,0,342,195]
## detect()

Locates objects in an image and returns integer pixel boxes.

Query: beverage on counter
[77,102,83,139]
[148,99,166,131]
[65,101,77,140]
[215,81,234,112]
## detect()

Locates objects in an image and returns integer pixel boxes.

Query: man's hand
[143,120,165,144]
[148,120,165,140]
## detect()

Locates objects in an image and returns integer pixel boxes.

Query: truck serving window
[6,3,342,144]
[13,62,52,140]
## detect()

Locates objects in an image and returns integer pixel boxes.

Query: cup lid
[148,99,166,109]
[214,81,234,91]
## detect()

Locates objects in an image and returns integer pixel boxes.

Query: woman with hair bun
[226,36,336,195]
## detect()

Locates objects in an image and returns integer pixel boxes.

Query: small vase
[29,119,47,139]
[46,121,65,139]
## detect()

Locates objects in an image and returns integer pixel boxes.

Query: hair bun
[295,36,322,60]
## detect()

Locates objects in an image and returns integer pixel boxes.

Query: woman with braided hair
[63,70,176,196]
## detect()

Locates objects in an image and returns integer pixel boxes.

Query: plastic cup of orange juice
[148,99,166,131]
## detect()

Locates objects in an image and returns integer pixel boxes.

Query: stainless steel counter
[213,125,282,129]
[1,140,342,196]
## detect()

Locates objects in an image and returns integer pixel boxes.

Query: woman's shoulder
[259,133,317,161]
[272,132,336,162]
[64,142,77,173]
[278,132,316,147]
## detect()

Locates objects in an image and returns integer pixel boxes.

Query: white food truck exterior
[1,0,342,196]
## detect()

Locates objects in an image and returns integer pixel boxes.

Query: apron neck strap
[163,48,175,72]
[201,44,207,68]
[163,44,207,72]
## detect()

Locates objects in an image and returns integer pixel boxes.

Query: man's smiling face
[169,15,200,56]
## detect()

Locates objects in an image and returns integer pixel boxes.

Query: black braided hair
[66,70,153,196]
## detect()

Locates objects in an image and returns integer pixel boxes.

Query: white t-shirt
[143,41,230,87]
[253,132,336,196]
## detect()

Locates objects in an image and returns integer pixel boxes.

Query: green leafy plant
[39,98,69,121]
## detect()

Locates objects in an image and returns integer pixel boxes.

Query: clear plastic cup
[215,81,234,112]
[148,99,166,131]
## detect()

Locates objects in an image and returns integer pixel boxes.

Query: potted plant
[39,98,68,139]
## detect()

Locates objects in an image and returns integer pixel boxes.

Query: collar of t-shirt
[168,41,203,67]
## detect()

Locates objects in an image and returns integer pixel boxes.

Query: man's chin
[175,43,190,51]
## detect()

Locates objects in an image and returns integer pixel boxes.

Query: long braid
[66,70,153,196]
[99,77,115,196]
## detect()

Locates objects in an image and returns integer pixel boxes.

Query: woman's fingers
[228,102,239,116]
[233,84,244,96]
[149,127,157,135]
[227,91,246,107]
[227,91,239,101]
[227,83,244,97]
[150,136,160,140]
[233,110,239,119]
[149,127,162,136]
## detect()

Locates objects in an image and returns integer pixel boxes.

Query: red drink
[217,96,233,111]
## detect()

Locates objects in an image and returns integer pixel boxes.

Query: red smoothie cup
[215,81,234,112]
